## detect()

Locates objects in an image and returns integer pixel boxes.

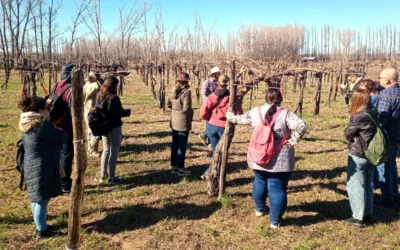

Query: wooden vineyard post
[218,60,237,200]
[295,73,306,118]
[313,72,323,116]
[66,67,88,250]
[327,73,333,108]
[118,75,124,96]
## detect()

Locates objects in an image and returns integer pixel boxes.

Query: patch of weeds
[220,195,233,209]
[0,190,8,198]
[180,176,189,184]
[55,213,68,228]
[256,224,270,240]
[138,188,151,196]
[113,185,130,198]
[293,240,321,250]
[83,233,109,250]
[204,224,219,239]
[160,199,172,208]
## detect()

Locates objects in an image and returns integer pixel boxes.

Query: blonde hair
[349,89,370,115]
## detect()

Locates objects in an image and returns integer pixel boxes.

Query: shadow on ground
[83,202,222,234]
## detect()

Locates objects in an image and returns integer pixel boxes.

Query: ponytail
[264,88,283,122]
[265,104,277,122]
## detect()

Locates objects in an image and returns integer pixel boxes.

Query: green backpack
[364,113,391,166]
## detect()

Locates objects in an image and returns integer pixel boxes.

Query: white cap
[210,67,220,75]
[89,71,96,78]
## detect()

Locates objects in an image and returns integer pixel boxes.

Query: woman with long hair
[344,89,377,227]
[18,96,68,239]
[226,88,306,228]
[96,76,131,185]
[167,72,193,176]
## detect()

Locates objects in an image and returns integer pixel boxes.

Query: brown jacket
[167,87,193,131]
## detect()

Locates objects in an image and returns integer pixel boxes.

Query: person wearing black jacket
[18,96,68,239]
[96,76,131,185]
[344,89,377,228]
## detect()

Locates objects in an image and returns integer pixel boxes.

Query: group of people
[168,67,307,228]
[18,65,130,239]
[17,63,400,240]
[344,68,400,227]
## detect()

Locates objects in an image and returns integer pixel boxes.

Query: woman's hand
[284,140,293,148]
[226,111,233,120]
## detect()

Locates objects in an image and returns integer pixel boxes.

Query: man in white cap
[199,66,221,146]
[83,72,101,157]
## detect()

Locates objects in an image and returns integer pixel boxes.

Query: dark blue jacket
[21,120,68,202]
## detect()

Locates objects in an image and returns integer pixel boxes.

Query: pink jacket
[200,92,243,128]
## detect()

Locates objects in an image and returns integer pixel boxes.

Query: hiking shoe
[269,223,280,229]
[177,169,191,176]
[107,176,123,185]
[345,217,365,228]
[198,134,209,146]
[35,228,54,240]
[255,211,264,217]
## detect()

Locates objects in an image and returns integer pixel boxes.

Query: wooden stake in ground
[66,67,88,250]
[313,72,323,116]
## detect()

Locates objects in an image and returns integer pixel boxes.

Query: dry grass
[0,68,399,250]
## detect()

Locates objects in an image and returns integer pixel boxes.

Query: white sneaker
[255,211,264,217]
[269,224,280,229]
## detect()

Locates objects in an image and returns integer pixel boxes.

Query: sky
[59,0,400,37]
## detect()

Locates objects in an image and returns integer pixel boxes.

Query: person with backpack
[365,81,386,189]
[18,96,68,239]
[200,74,242,179]
[83,72,101,157]
[376,68,400,209]
[96,76,131,184]
[46,63,75,193]
[167,72,193,176]
[226,88,306,229]
[344,89,380,227]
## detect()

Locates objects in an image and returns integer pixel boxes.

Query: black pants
[61,132,74,189]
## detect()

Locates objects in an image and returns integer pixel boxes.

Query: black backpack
[45,82,71,122]
[16,140,26,191]
[88,95,114,136]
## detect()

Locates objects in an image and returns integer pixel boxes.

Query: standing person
[167,72,193,176]
[344,89,378,227]
[50,63,75,193]
[83,72,101,157]
[198,67,221,146]
[97,76,131,185]
[226,89,306,229]
[200,74,242,179]
[340,71,363,105]
[18,96,68,239]
[377,68,400,208]
[365,81,385,189]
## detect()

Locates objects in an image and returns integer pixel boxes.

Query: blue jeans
[31,199,50,232]
[373,163,385,188]
[347,153,374,221]
[380,146,399,203]
[252,170,292,225]
[206,123,225,153]
[101,126,122,179]
[61,132,74,189]
[204,123,225,175]
[171,130,189,169]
